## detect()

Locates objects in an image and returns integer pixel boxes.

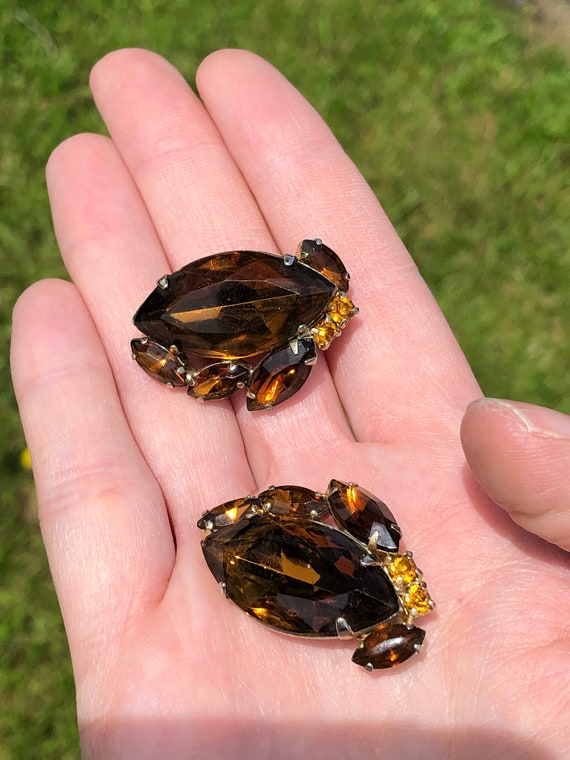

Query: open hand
[11,49,570,759]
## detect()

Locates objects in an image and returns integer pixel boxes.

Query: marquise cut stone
[188,362,249,401]
[130,338,188,386]
[328,480,402,551]
[257,485,328,518]
[352,623,425,670]
[197,497,258,531]
[246,337,317,410]
[134,251,335,360]
[201,516,399,636]
[298,239,350,292]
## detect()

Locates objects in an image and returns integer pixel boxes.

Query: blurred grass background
[1,0,568,756]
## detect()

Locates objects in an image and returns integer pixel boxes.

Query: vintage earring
[131,239,358,410]
[197,480,434,670]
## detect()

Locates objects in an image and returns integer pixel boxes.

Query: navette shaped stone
[197,497,258,531]
[298,239,350,292]
[187,362,249,401]
[328,480,402,551]
[246,337,317,411]
[352,623,425,670]
[257,485,329,519]
[134,251,336,360]
[130,338,188,387]
[201,515,399,636]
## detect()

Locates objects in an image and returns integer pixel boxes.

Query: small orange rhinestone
[386,555,418,584]
[405,583,432,616]
[328,293,356,325]
[312,321,339,348]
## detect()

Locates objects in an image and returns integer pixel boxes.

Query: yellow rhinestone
[387,555,418,584]
[329,293,355,322]
[312,321,338,348]
[329,309,346,326]
[406,583,432,615]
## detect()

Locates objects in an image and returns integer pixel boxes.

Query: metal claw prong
[157,274,169,290]
[367,530,379,552]
[335,617,354,639]
[283,253,296,267]
[219,582,227,597]
[360,554,382,567]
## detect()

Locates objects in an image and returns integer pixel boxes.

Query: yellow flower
[20,447,32,471]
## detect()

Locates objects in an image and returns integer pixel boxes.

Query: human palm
[11,49,570,759]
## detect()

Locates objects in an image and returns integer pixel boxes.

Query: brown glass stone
[257,485,329,519]
[130,338,188,386]
[246,337,316,411]
[352,624,425,670]
[328,480,401,551]
[201,516,399,636]
[133,251,335,360]
[197,497,258,531]
[298,239,350,292]
[187,362,249,401]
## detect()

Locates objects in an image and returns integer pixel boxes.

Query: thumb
[460,398,570,552]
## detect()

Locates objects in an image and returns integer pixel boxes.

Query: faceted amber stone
[187,362,249,401]
[328,480,401,551]
[298,239,350,292]
[405,583,433,616]
[130,338,188,387]
[201,516,399,636]
[133,250,335,360]
[352,623,425,670]
[197,497,258,531]
[328,293,357,326]
[257,485,328,519]
[386,555,419,585]
[312,320,339,349]
[246,337,316,411]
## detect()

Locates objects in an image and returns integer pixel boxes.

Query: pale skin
[10,49,570,759]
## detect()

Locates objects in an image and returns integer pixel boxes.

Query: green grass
[1,0,569,756]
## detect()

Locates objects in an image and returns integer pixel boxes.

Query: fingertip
[89,47,185,103]
[12,278,74,333]
[461,398,570,551]
[196,48,268,88]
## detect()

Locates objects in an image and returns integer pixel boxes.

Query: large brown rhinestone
[328,480,402,551]
[246,337,317,411]
[352,623,425,670]
[201,516,399,636]
[133,251,335,360]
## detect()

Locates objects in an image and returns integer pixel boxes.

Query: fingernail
[479,398,570,439]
